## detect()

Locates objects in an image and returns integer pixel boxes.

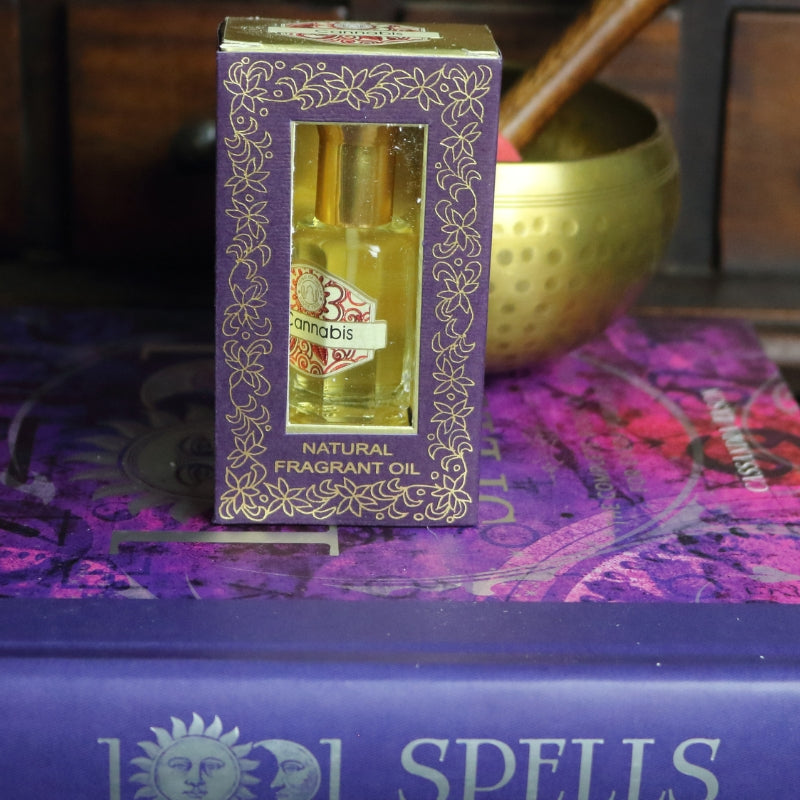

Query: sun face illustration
[130,714,260,800]
[71,360,215,522]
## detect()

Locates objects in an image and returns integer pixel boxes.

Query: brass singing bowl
[486,82,680,372]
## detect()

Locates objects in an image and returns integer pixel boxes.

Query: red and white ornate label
[268,21,440,46]
[289,264,387,377]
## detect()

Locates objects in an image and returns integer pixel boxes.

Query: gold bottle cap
[315,124,395,228]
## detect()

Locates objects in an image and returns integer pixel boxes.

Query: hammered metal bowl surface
[486,82,680,373]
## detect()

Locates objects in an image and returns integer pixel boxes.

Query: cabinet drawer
[0,0,22,254]
[721,10,800,274]
[68,1,344,277]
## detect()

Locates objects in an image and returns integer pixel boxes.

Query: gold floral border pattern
[218,56,494,523]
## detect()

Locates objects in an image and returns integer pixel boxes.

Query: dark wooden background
[2,0,800,336]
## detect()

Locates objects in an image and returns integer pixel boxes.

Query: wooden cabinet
[3,1,800,313]
[721,10,800,274]
[67,1,344,281]
[0,1,23,255]
[63,0,583,278]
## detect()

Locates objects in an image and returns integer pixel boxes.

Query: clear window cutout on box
[287,122,426,431]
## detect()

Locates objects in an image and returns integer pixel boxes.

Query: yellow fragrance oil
[288,123,423,428]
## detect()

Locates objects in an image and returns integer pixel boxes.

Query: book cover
[3,309,800,798]
[1,308,800,602]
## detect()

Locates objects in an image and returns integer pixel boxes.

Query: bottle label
[289,264,387,377]
[267,21,440,47]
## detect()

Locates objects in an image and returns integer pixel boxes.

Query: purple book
[2,308,799,602]
[5,308,800,798]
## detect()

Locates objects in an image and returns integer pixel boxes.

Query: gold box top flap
[219,18,499,58]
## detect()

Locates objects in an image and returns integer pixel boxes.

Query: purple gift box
[215,19,502,525]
